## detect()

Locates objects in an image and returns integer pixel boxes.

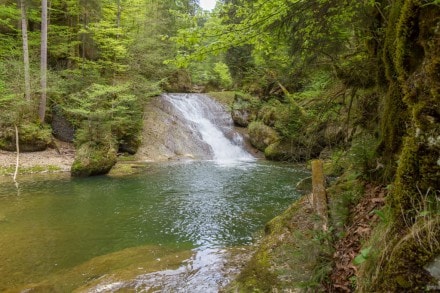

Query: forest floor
[0,140,75,176]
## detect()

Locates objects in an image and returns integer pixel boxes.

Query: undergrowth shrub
[348,133,379,179]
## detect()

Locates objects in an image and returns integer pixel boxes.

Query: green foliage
[0,122,52,152]
[190,60,233,89]
[354,246,372,265]
[348,134,378,177]
[213,62,233,88]
[273,97,307,139]
[63,83,141,152]
[328,174,364,237]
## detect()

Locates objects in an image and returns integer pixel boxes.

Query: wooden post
[311,159,328,231]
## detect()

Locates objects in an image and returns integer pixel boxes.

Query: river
[0,94,308,292]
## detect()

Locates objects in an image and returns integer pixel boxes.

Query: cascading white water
[163,93,254,163]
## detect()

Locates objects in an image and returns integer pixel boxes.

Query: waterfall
[163,93,254,163]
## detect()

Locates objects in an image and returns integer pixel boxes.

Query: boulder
[71,142,117,177]
[232,109,252,127]
[0,123,51,152]
[231,93,259,127]
[248,121,279,151]
[264,139,322,162]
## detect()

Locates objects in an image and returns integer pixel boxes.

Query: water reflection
[0,160,308,291]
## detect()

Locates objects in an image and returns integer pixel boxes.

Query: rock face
[136,96,213,161]
[51,105,75,142]
[136,94,254,162]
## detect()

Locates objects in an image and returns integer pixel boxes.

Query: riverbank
[0,140,75,176]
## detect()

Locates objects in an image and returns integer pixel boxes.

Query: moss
[0,165,63,176]
[265,138,322,162]
[107,162,147,177]
[71,142,117,177]
[392,133,440,222]
[233,250,279,292]
[248,121,279,151]
[207,91,237,107]
[376,217,440,292]
[378,82,407,179]
[257,99,283,127]
[389,2,440,222]
[359,2,440,291]
[229,197,328,292]
[0,122,52,152]
[394,0,422,83]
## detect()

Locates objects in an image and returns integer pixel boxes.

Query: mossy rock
[376,218,440,292]
[257,99,283,127]
[231,93,259,127]
[0,123,52,152]
[163,69,192,93]
[229,197,329,292]
[264,139,322,162]
[231,109,253,127]
[71,143,117,177]
[248,121,279,151]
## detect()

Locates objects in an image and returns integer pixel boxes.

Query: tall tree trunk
[20,0,31,103]
[116,0,121,29]
[39,0,48,122]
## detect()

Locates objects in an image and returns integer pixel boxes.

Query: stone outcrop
[51,105,75,142]
[135,96,213,161]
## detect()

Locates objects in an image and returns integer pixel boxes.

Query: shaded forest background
[0,0,439,291]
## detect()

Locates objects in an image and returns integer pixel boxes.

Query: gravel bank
[0,141,75,175]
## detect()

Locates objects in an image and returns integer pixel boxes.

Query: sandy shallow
[0,141,75,174]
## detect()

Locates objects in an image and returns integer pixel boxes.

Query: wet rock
[323,123,345,146]
[136,96,213,161]
[118,135,141,155]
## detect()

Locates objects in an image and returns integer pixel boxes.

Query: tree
[39,0,48,122]
[19,0,31,102]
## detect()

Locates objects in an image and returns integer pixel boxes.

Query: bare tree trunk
[39,0,48,123]
[20,0,31,103]
[13,125,20,187]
